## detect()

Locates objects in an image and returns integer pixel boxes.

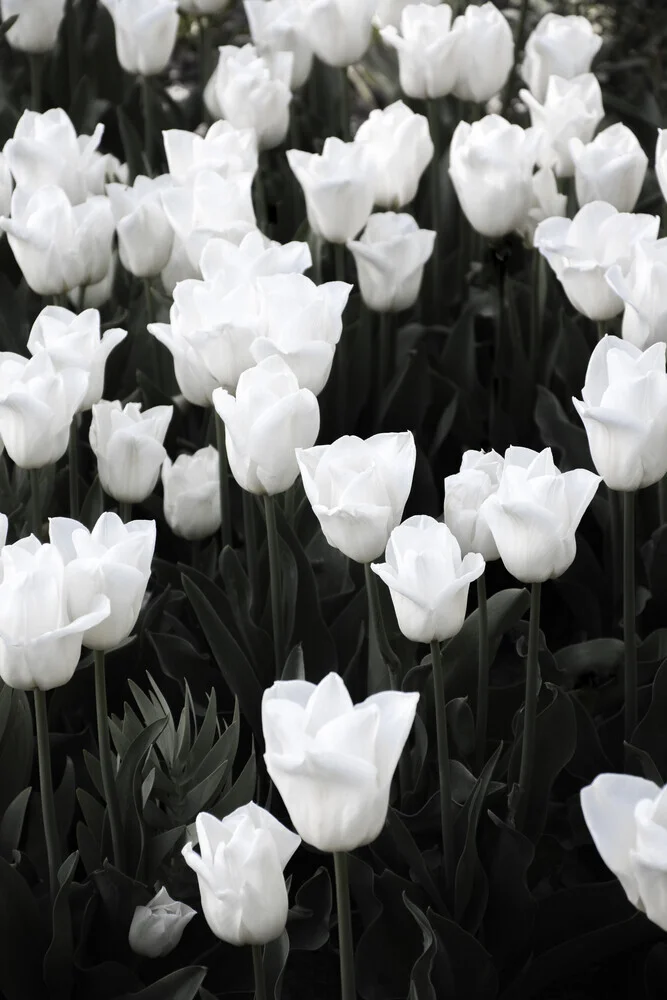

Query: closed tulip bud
[0,352,88,469]
[128,887,196,959]
[657,131,667,203]
[380,5,459,100]
[213,356,320,495]
[27,306,127,410]
[570,124,648,213]
[205,44,293,151]
[69,254,118,311]
[581,774,667,932]
[179,0,229,12]
[444,448,504,560]
[517,166,567,246]
[0,153,13,219]
[49,513,155,651]
[606,239,667,350]
[520,73,604,178]
[479,446,600,583]
[90,401,173,504]
[1,0,66,52]
[302,0,375,67]
[182,804,300,946]
[353,101,433,209]
[107,175,174,279]
[450,3,513,103]
[101,0,179,76]
[521,13,602,103]
[162,446,221,540]
[263,672,419,851]
[0,538,110,691]
[373,0,439,29]
[199,231,312,288]
[287,138,374,243]
[163,121,258,184]
[371,515,485,643]
[347,212,434,313]
[450,116,540,240]
[573,336,667,491]
[535,201,659,321]
[296,431,416,563]
[244,0,313,89]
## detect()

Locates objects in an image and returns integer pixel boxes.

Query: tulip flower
[521,12,602,103]
[606,239,667,350]
[90,400,173,504]
[347,212,435,313]
[244,0,313,89]
[101,0,179,76]
[296,431,416,563]
[380,5,459,100]
[179,0,229,11]
[444,448,504,561]
[287,138,375,243]
[449,116,540,240]
[520,73,604,178]
[450,2,514,103]
[570,124,648,213]
[162,446,222,540]
[163,121,258,184]
[657,130,667,203]
[212,355,320,496]
[129,887,196,959]
[353,101,433,209]
[107,175,175,279]
[199,231,312,290]
[516,166,567,246]
[0,153,12,219]
[0,0,66,52]
[205,44,293,151]
[69,254,118,311]
[182,804,300,945]
[373,0,439,29]
[535,202,660,321]
[302,0,375,67]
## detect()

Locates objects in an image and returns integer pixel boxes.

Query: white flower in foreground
[107,174,175,278]
[450,2,514,104]
[380,4,459,100]
[90,401,173,504]
[517,166,567,246]
[129,887,196,959]
[162,446,221,541]
[657,130,667,203]
[302,0,376,67]
[521,12,602,103]
[101,0,179,76]
[353,101,433,209]
[520,73,604,177]
[570,124,648,213]
[347,212,434,313]
[179,0,230,12]
[373,0,439,30]
[606,239,667,350]
[444,448,504,560]
[163,121,258,184]
[1,0,66,52]
[199,231,311,289]
[0,153,12,218]
[244,0,313,89]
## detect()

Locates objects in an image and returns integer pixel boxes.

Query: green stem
[66,0,79,102]
[29,54,43,112]
[659,477,667,526]
[427,100,441,315]
[29,468,41,538]
[144,278,153,325]
[495,258,506,411]
[500,0,530,116]
[251,944,267,1000]
[264,494,284,678]
[254,168,269,236]
[529,251,543,383]
[339,67,350,141]
[141,76,154,175]
[364,563,401,681]
[68,419,79,520]
[430,639,454,889]
[243,490,261,614]
[334,242,348,431]
[119,501,132,523]
[311,231,323,286]
[94,650,125,870]
[475,574,490,772]
[596,320,606,342]
[376,312,391,419]
[198,16,211,98]
[515,581,542,830]
[623,491,638,752]
[215,411,233,552]
[608,486,621,614]
[333,852,356,1000]
[33,689,61,901]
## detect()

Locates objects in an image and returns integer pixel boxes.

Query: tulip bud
[520,73,604,178]
[0,153,13,219]
[450,116,540,240]
[658,130,667,204]
[535,201,659,321]
[521,13,602,103]
[287,138,374,243]
[302,0,375,67]
[347,212,434,313]
[162,446,222,540]
[179,0,230,11]
[107,175,175,279]
[444,449,504,560]
[163,121,258,184]
[516,166,567,246]
[213,355,320,495]
[101,0,179,76]
[69,255,118,311]
[450,2,514,103]
[573,336,667,491]
[263,672,419,851]
[380,5,458,100]
[90,400,173,504]
[353,101,433,209]
[0,537,110,691]
[199,231,312,289]
[204,44,293,151]
[479,446,600,583]
[182,804,300,946]
[606,239,667,350]
[296,431,416,563]
[244,0,314,89]
[570,124,648,213]
[1,0,66,53]
[128,887,196,959]
[373,0,439,29]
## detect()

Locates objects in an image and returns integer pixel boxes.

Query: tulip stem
[333,852,356,1000]
[426,101,441,317]
[29,468,41,538]
[430,639,455,890]
[94,650,125,871]
[364,563,401,681]
[659,476,667,526]
[515,581,542,831]
[529,251,545,383]
[376,312,391,419]
[243,490,261,615]
[475,574,490,772]
[254,169,269,236]
[29,54,43,112]
[215,411,233,552]
[141,76,154,176]
[251,945,267,1000]
[623,491,638,755]
[339,68,350,141]
[596,321,606,342]
[119,501,132,523]
[33,689,61,901]
[334,242,348,432]
[68,419,80,520]
[264,495,284,678]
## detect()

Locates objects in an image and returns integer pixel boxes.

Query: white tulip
[520,73,604,177]
[521,13,602,103]
[287,138,374,243]
[68,254,118,311]
[380,5,459,100]
[517,166,568,246]
[347,212,434,312]
[163,121,258,184]
[302,0,375,67]
[353,101,433,209]
[101,0,179,76]
[90,401,173,504]
[178,0,230,12]
[570,124,648,213]
[657,130,667,204]
[0,153,13,220]
[107,174,175,279]
[244,0,313,89]
[162,446,222,540]
[129,887,196,959]
[444,448,504,561]
[606,239,667,350]
[0,0,66,52]
[373,0,439,30]
[450,2,514,103]
[199,231,311,290]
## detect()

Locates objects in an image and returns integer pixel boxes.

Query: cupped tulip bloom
[657,130,667,203]
[606,239,667,350]
[163,121,258,184]
[182,804,300,946]
[0,537,110,691]
[580,774,667,932]
[263,672,419,851]
[213,355,320,495]
[444,448,504,561]
[0,153,12,218]
[204,44,293,151]
[353,101,433,209]
[517,166,567,246]
[0,186,115,296]
[107,174,175,279]
[449,116,540,240]
[1,0,66,52]
[90,401,173,504]
[302,0,375,67]
[101,0,179,76]
[380,4,459,100]
[373,0,439,29]
[347,212,435,312]
[69,254,118,311]
[162,446,221,540]
[521,13,602,103]
[570,124,648,213]
[129,887,196,959]
[244,0,313,89]
[534,202,660,321]
[199,231,312,290]
[479,446,601,583]
[287,138,374,243]
[573,336,667,491]
[27,306,127,410]
[0,516,7,550]
[520,73,604,178]
[0,352,88,469]
[179,0,230,11]
[296,431,416,563]
[49,513,156,651]
[371,515,485,643]
[450,2,514,103]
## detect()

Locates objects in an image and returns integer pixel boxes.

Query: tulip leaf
[288,866,332,951]
[210,747,257,820]
[404,895,438,1000]
[0,686,34,816]
[76,821,101,877]
[0,856,48,1000]
[116,965,208,1000]
[454,743,502,931]
[43,851,79,1000]
[54,756,76,854]
[534,386,596,474]
[0,786,31,858]
[147,826,185,877]
[481,812,535,973]
[427,907,498,999]
[383,808,447,913]
[264,930,290,1000]
[630,658,667,781]
[282,643,306,681]
[0,14,18,37]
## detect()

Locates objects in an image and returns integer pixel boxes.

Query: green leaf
[282,643,306,681]
[43,851,79,1000]
[0,787,31,857]
[0,14,18,38]
[117,966,208,1000]
[265,930,289,1000]
[383,808,447,912]
[454,743,502,930]
[288,867,332,951]
[0,857,48,1000]
[404,895,437,1000]
[0,686,34,816]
